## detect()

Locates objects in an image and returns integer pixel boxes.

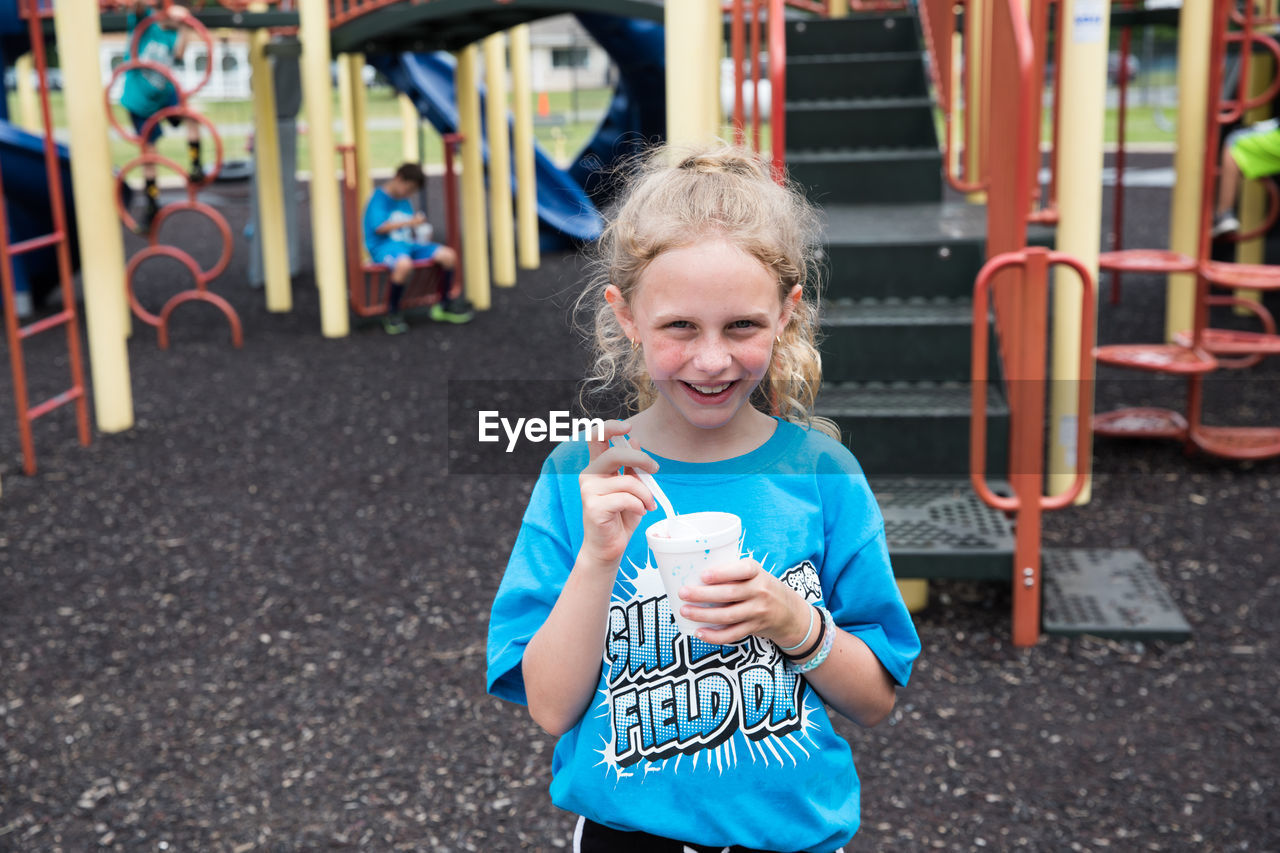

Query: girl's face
[607,239,801,439]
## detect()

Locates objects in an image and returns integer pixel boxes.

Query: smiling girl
[487,144,921,853]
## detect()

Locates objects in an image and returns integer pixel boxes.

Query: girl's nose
[691,337,732,373]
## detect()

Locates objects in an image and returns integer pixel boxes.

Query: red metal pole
[1110,22,1132,305]
[768,0,787,179]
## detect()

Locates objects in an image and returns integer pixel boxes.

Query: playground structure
[2,0,1277,646]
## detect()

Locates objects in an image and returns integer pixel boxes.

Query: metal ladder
[1,0,91,478]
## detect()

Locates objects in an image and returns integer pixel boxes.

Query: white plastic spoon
[611,436,695,536]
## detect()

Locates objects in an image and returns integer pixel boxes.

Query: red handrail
[728,0,788,181]
[968,0,1103,647]
[970,249,1096,647]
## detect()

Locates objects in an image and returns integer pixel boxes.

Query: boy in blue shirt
[120,0,203,232]
[363,162,470,335]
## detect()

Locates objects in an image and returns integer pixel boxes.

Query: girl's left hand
[678,559,812,648]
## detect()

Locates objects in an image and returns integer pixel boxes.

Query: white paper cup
[415,222,434,243]
[646,511,742,636]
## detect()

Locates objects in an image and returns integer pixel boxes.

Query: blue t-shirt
[363,187,416,255]
[120,10,181,117]
[487,419,921,852]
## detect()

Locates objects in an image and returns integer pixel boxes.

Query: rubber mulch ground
[1,164,1277,852]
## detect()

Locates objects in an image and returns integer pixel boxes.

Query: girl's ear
[605,284,637,340]
[779,284,803,330]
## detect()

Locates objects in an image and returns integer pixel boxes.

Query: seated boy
[1213,118,1280,238]
[362,162,472,334]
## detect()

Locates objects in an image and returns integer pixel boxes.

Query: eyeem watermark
[478,410,607,453]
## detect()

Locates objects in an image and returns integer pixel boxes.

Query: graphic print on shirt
[597,553,826,775]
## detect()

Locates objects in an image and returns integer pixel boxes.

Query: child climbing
[120,0,203,231]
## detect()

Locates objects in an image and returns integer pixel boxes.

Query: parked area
[1,171,1277,851]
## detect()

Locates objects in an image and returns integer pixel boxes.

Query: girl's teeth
[690,383,731,394]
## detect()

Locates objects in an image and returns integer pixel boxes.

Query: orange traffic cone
[537,91,550,118]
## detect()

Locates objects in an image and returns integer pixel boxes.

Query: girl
[487,144,921,853]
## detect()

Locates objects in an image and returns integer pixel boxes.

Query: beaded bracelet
[787,606,835,674]
[777,604,817,654]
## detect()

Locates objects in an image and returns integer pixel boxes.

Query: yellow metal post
[665,0,719,147]
[400,94,420,163]
[829,0,850,18]
[300,0,348,337]
[964,0,988,202]
[1047,0,1111,501]
[1166,0,1211,341]
[249,20,292,312]
[509,24,540,270]
[15,54,40,132]
[346,53,373,212]
[705,0,723,136]
[485,34,517,288]
[456,45,491,310]
[52,0,133,431]
[1235,52,1273,310]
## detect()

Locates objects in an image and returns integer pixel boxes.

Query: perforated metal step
[1042,548,1192,642]
[872,478,1014,579]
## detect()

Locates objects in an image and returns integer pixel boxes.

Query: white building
[101,33,252,101]
[527,15,612,92]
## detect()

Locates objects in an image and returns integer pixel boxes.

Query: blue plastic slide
[370,51,605,248]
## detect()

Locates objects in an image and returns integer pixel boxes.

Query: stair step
[869,477,1014,580]
[787,52,929,100]
[786,14,919,56]
[787,97,937,150]
[820,298,977,382]
[818,202,986,298]
[789,149,943,206]
[1042,548,1192,642]
[818,381,1008,477]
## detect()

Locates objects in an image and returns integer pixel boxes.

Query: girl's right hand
[578,420,658,568]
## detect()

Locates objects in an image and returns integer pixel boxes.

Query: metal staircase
[790,10,1190,642]
[787,12,1014,582]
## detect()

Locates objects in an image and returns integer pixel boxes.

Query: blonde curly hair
[577,142,837,440]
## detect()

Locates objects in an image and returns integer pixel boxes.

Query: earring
[630,338,640,352]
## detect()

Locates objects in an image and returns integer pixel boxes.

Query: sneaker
[136,200,161,234]
[188,162,206,184]
[381,312,409,335]
[430,297,474,324]
[1211,211,1240,238]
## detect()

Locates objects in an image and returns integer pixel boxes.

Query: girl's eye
[666,320,691,329]
[731,320,759,329]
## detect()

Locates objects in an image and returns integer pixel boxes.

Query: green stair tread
[787,95,934,111]
[821,297,973,326]
[817,381,1008,416]
[788,149,940,164]
[819,201,988,246]
[1042,548,1192,641]
[871,478,1015,578]
[787,51,925,65]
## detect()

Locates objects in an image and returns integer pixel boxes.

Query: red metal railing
[970,248,1096,647]
[728,0,789,180]
[968,0,1097,646]
[1,0,92,475]
[921,0,1059,211]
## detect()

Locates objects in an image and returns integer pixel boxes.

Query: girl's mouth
[679,380,738,404]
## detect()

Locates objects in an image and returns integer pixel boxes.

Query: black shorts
[573,816,846,853]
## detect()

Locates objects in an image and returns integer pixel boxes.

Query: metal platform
[1042,548,1192,642]
[874,478,1015,579]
